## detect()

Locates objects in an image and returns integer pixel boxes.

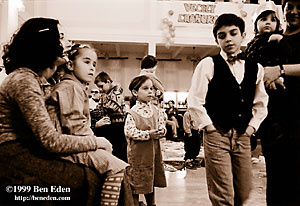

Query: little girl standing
[124,75,167,206]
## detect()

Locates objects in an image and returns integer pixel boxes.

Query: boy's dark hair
[141,55,157,69]
[94,71,112,84]
[213,13,245,40]
[168,100,175,105]
[254,10,281,34]
[2,17,63,74]
[128,75,151,107]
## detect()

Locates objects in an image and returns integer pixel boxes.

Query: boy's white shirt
[187,50,268,131]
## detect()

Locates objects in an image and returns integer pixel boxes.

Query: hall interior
[0,1,272,205]
[1,0,282,101]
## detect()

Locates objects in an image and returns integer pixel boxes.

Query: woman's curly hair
[2,17,63,74]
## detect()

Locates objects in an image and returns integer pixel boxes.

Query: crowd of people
[1,0,300,205]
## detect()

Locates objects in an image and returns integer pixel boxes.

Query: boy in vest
[187,13,268,206]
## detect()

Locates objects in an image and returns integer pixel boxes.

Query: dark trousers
[263,138,300,206]
[93,122,128,163]
[184,129,202,160]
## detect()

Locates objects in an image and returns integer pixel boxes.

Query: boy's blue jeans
[204,128,252,206]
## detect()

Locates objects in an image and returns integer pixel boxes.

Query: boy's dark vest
[205,54,258,134]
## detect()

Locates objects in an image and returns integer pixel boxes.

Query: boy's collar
[220,50,243,60]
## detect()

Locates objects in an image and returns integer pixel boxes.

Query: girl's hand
[149,129,164,139]
[268,34,283,43]
[95,136,113,153]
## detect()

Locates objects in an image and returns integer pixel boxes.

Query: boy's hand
[268,34,283,43]
[245,126,255,137]
[95,136,113,153]
[95,117,111,128]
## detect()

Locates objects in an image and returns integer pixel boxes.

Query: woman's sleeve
[10,73,98,154]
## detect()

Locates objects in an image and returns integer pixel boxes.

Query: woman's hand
[264,65,281,85]
[266,77,286,90]
[95,117,111,128]
[95,136,113,153]
[268,34,283,43]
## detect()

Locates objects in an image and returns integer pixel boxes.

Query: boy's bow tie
[227,52,245,64]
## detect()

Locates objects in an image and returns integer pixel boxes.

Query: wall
[94,52,196,97]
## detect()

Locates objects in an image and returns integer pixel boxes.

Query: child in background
[89,88,101,110]
[183,100,203,170]
[139,55,164,107]
[125,75,167,206]
[92,71,128,162]
[187,13,268,205]
[46,44,128,206]
[165,100,180,138]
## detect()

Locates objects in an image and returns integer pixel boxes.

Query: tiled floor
[149,138,267,206]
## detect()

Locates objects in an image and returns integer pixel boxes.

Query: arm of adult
[10,71,98,153]
[157,107,167,136]
[264,64,300,83]
[183,112,192,136]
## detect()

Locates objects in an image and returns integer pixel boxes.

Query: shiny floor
[153,162,267,206]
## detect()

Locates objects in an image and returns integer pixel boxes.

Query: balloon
[170,31,175,38]
[168,10,174,16]
[162,18,169,24]
[169,38,174,45]
[165,41,171,49]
